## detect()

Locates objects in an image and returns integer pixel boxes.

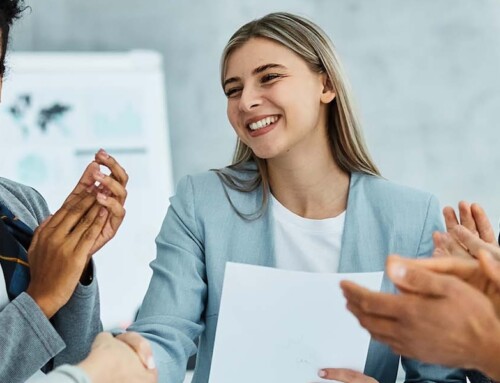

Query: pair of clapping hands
[25,149,157,382]
[335,202,500,382]
[26,149,128,318]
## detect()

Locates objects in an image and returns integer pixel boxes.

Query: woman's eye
[261,73,282,83]
[225,88,242,98]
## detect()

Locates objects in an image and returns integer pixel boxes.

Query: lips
[246,115,280,137]
[247,115,280,131]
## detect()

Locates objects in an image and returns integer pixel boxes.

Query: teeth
[248,116,278,130]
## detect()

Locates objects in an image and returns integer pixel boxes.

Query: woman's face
[224,37,334,161]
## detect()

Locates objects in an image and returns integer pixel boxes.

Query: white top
[271,195,345,273]
[0,264,9,311]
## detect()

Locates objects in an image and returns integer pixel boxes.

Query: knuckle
[82,228,98,242]
[60,242,73,255]
[79,214,93,227]
[68,202,87,215]
[47,234,60,247]
[359,298,372,313]
[404,268,419,285]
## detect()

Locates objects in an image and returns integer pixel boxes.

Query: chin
[250,146,281,160]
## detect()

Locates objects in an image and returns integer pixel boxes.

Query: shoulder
[349,172,442,232]
[177,170,225,194]
[351,172,436,209]
[0,177,50,228]
[348,173,444,259]
[172,167,262,219]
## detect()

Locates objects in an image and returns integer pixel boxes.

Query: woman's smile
[246,115,281,137]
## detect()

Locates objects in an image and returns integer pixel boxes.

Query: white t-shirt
[0,264,9,310]
[271,195,345,273]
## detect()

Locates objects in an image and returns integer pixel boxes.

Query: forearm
[51,263,102,367]
[0,293,65,382]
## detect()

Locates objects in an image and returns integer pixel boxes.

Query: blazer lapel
[338,173,388,273]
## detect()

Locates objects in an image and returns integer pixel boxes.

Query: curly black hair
[0,0,26,76]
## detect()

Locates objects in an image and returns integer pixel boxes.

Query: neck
[267,133,350,219]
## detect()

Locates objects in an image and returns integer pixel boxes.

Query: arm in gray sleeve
[0,293,65,383]
[33,365,91,383]
[0,180,102,378]
[51,261,103,367]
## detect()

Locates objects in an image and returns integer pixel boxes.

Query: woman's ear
[320,74,335,104]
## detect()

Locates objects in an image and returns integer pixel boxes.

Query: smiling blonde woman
[129,12,466,383]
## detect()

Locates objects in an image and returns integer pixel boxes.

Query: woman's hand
[78,332,157,383]
[116,332,156,370]
[316,368,378,382]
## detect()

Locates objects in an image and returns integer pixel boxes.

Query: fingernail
[147,356,156,370]
[98,148,110,158]
[389,262,406,280]
[97,193,108,201]
[318,369,326,378]
[99,207,107,216]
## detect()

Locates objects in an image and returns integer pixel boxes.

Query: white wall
[10,0,500,237]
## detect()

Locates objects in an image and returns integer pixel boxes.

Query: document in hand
[209,263,384,383]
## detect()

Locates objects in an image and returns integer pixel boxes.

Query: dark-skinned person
[0,1,154,382]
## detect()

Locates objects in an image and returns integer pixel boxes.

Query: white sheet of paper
[209,263,384,383]
[0,264,9,311]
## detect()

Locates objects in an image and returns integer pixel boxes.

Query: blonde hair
[215,12,380,219]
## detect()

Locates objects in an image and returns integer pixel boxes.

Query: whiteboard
[0,51,173,329]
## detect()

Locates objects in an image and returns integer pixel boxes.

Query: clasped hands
[26,149,128,318]
[79,332,157,383]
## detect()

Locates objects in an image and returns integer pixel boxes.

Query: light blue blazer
[129,170,466,383]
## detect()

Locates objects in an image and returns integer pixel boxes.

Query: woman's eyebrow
[253,63,286,75]
[223,63,287,88]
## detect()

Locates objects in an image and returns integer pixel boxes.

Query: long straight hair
[214,12,380,219]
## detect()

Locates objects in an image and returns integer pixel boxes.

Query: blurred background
[5,0,500,380]
[10,0,500,223]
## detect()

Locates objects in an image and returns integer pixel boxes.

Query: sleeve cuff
[13,292,65,356]
[43,364,92,383]
[74,260,98,299]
